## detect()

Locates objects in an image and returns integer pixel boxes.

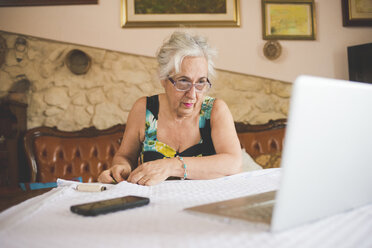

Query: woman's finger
[127,165,142,183]
[97,170,113,183]
[137,176,150,186]
[128,173,143,184]
[127,169,146,184]
[112,166,126,183]
[143,177,157,186]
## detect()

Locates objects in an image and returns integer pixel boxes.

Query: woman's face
[162,56,209,118]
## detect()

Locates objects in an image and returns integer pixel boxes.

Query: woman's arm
[127,98,242,185]
[97,97,146,183]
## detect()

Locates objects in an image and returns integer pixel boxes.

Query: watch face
[0,35,7,68]
[263,40,282,60]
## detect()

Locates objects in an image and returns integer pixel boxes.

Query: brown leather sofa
[24,124,125,183]
[24,119,286,183]
[236,119,286,169]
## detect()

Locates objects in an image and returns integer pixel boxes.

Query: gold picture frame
[342,0,372,26]
[262,0,316,40]
[121,0,240,28]
[0,0,97,6]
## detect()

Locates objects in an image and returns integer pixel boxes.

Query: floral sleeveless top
[140,95,216,163]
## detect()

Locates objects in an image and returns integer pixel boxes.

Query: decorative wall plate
[0,35,7,68]
[65,49,91,75]
[15,37,27,52]
[263,40,282,60]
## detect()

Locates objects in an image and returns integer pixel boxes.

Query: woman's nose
[185,84,197,98]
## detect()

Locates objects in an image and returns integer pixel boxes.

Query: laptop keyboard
[186,190,277,225]
[218,199,275,223]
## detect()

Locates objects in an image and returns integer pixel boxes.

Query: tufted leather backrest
[23,120,286,183]
[235,119,286,159]
[24,124,125,183]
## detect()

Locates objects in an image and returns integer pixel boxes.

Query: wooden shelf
[0,100,28,187]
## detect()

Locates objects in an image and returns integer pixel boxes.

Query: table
[0,169,371,248]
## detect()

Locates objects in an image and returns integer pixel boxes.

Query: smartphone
[70,195,150,216]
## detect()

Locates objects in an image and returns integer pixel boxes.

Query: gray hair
[156,31,217,80]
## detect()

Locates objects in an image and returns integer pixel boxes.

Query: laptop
[185,75,372,232]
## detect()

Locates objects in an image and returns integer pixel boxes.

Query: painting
[0,0,97,6]
[121,0,240,27]
[342,0,372,26]
[262,0,316,40]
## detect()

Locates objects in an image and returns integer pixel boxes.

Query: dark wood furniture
[0,100,28,188]
[0,187,51,212]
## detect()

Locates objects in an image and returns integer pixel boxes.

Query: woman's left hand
[127,158,174,186]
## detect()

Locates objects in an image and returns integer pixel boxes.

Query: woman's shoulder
[131,96,147,111]
[200,96,228,122]
[202,95,227,106]
[132,94,160,108]
[209,98,231,119]
[210,97,227,108]
[201,96,216,109]
[126,96,150,141]
[201,96,229,113]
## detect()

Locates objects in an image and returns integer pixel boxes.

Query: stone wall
[0,31,292,131]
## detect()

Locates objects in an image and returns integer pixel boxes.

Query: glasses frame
[168,77,212,93]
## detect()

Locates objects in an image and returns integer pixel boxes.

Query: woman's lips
[183,103,193,108]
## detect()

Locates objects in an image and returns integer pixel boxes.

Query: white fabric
[241,148,262,172]
[0,169,371,248]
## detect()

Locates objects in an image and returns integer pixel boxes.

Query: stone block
[87,88,105,105]
[44,87,70,109]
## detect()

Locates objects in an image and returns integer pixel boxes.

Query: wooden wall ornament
[14,37,28,62]
[263,40,282,60]
[65,49,91,75]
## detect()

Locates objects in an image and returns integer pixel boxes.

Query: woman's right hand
[97,164,131,184]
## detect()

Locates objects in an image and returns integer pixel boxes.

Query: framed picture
[0,0,97,6]
[262,0,316,40]
[121,0,240,28]
[342,0,372,26]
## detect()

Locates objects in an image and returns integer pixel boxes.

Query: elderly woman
[98,31,241,186]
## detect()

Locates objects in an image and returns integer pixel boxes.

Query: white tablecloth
[0,168,371,248]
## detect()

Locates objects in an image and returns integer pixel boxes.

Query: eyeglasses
[168,77,211,93]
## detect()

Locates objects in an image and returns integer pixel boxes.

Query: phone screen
[70,195,150,216]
